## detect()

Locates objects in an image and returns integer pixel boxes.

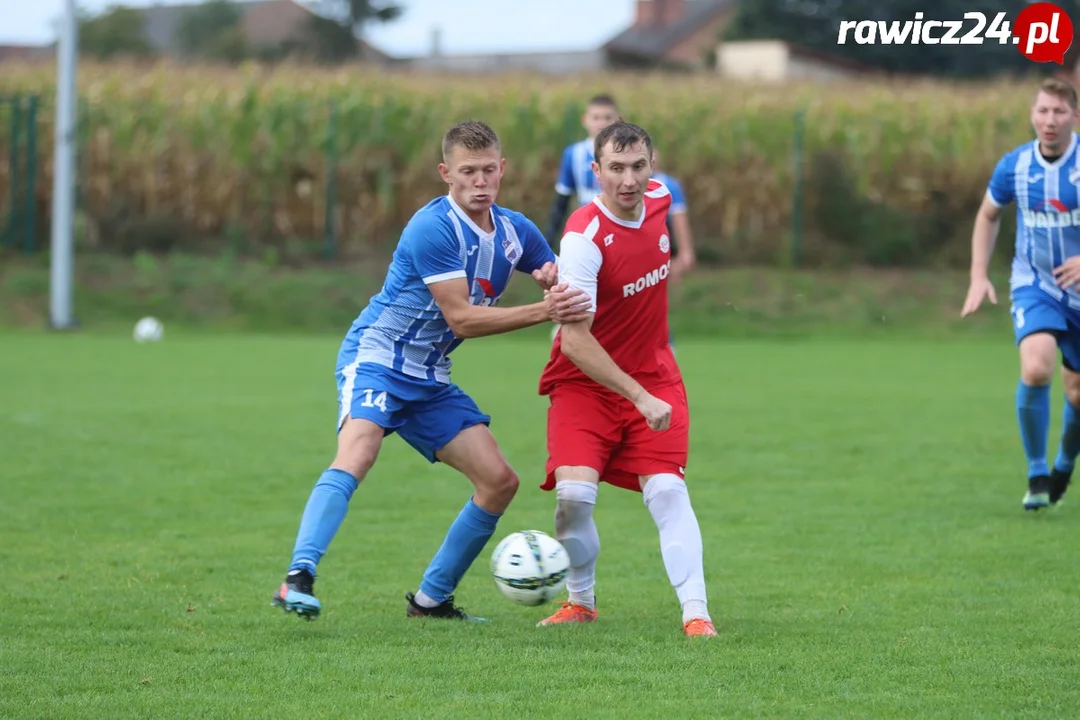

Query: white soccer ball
[490,530,570,606]
[133,316,164,343]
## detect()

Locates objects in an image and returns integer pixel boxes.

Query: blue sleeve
[402,213,466,284]
[666,177,687,214]
[555,145,576,196]
[987,154,1014,207]
[516,217,557,274]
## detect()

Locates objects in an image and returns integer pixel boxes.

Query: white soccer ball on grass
[490,530,570,606]
[133,316,164,343]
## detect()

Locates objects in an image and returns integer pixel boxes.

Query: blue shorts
[335,361,490,464]
[1010,285,1080,370]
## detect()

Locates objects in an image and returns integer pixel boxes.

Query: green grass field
[3,331,1079,719]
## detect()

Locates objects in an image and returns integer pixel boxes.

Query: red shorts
[541,381,689,493]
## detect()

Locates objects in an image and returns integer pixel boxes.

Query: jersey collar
[591,195,646,229]
[1033,132,1078,170]
[447,194,497,238]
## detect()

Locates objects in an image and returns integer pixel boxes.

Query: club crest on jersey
[502,238,520,262]
[659,234,670,253]
[1070,166,1080,185]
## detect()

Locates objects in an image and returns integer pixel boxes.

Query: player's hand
[634,392,672,431]
[960,277,997,317]
[544,283,592,324]
[531,262,559,291]
[670,254,695,286]
[1055,257,1080,290]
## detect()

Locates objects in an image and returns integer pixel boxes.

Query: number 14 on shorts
[360,389,388,412]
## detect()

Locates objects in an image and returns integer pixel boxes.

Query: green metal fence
[0,94,39,254]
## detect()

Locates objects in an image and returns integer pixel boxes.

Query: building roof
[136,0,392,59]
[0,44,52,62]
[604,0,732,59]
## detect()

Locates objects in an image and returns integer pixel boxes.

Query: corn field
[0,60,1044,266]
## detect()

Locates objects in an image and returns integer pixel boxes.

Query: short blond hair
[1039,77,1078,109]
[441,121,500,161]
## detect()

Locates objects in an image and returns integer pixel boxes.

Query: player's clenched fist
[531,261,559,291]
[634,392,672,431]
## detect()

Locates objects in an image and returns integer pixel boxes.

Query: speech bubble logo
[1014,2,1074,64]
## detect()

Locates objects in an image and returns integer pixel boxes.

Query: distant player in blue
[271,120,591,621]
[962,78,1080,511]
[652,146,697,350]
[545,94,620,248]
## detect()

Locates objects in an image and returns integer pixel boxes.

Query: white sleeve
[558,232,602,312]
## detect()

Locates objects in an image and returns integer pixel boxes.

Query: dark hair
[586,94,618,110]
[594,121,652,163]
[442,120,501,159]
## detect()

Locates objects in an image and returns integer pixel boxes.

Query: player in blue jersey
[545,94,620,248]
[652,146,696,350]
[270,120,592,621]
[962,78,1080,511]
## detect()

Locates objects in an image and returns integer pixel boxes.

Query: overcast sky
[1,0,637,56]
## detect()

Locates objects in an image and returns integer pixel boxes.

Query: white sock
[413,590,440,608]
[643,474,709,623]
[555,480,599,610]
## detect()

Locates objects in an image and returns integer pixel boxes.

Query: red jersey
[538,178,680,397]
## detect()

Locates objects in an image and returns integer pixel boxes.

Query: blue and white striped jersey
[989,133,1080,302]
[556,138,601,206]
[346,195,555,384]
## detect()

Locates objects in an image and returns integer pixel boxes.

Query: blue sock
[418,497,501,603]
[1054,399,1080,473]
[289,469,359,576]
[1016,381,1051,478]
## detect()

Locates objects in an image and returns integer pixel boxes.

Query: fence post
[25,95,38,254]
[790,109,805,268]
[6,95,22,250]
[77,97,88,216]
[324,99,338,260]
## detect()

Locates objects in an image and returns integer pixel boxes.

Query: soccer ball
[490,530,570,606]
[133,316,164,343]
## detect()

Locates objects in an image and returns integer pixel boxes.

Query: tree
[316,0,402,37]
[175,0,245,60]
[299,15,367,64]
[79,6,155,60]
[285,0,403,64]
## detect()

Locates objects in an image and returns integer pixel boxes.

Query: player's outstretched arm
[962,191,1003,317]
[428,277,591,339]
[963,156,1013,317]
[559,319,671,431]
[556,228,670,429]
[407,212,586,338]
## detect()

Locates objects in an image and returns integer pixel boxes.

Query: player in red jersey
[535,121,715,638]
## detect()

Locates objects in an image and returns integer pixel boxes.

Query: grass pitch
[2,332,1078,719]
